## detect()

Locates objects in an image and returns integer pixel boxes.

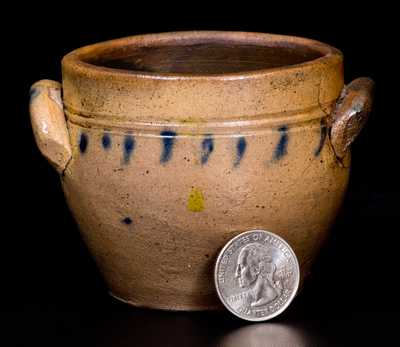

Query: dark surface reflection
[12,297,400,347]
[65,302,397,347]
[87,308,308,347]
[86,303,237,347]
[55,297,336,347]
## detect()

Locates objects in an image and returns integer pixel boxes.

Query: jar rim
[62,31,342,80]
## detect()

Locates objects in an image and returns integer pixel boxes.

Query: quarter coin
[214,229,300,321]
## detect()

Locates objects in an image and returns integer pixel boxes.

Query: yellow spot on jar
[188,188,205,212]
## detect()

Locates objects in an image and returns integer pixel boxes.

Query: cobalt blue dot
[160,130,177,164]
[122,217,132,225]
[314,120,327,156]
[123,135,135,163]
[102,133,112,150]
[79,133,88,154]
[274,126,288,160]
[234,136,247,167]
[201,134,214,165]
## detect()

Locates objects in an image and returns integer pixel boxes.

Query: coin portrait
[215,230,300,321]
[236,243,283,307]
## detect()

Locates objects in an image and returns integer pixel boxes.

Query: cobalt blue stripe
[201,134,214,165]
[274,126,288,160]
[234,136,247,167]
[102,133,112,150]
[79,133,88,153]
[29,87,40,102]
[314,120,327,156]
[160,130,177,164]
[123,135,135,163]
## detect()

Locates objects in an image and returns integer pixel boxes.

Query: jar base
[108,291,224,312]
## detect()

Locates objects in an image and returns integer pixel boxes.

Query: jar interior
[84,40,324,75]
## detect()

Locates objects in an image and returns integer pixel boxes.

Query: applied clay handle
[330,77,375,159]
[29,80,72,174]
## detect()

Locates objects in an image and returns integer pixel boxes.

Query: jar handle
[330,77,375,159]
[29,80,72,174]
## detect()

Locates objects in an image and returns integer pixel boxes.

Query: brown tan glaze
[330,77,375,159]
[29,31,374,311]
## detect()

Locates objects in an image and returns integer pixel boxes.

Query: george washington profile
[234,243,283,308]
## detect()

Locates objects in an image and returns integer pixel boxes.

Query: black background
[4,4,399,346]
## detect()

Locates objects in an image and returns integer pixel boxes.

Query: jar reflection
[218,323,315,347]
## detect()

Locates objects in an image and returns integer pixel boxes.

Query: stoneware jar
[29,31,374,310]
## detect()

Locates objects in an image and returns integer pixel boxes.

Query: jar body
[61,113,349,310]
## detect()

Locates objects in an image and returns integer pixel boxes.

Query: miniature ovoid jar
[29,31,374,310]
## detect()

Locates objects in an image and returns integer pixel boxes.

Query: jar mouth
[63,31,341,79]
